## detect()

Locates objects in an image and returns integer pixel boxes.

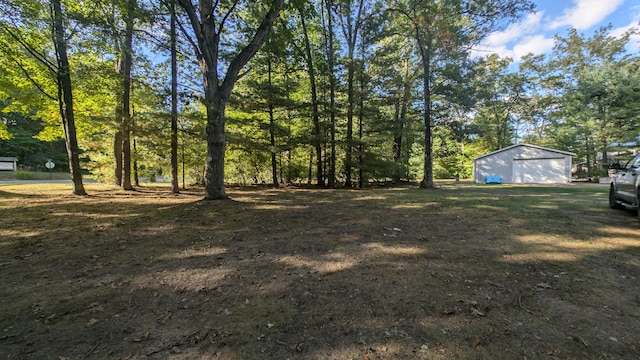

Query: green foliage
[516,25,640,177]
[14,171,36,180]
[225,148,271,185]
[0,107,68,171]
[0,132,10,140]
[3,0,635,187]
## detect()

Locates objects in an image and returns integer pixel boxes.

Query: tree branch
[174,0,203,61]
[217,0,239,36]
[0,42,57,101]
[15,59,57,101]
[0,22,59,74]
[221,0,284,98]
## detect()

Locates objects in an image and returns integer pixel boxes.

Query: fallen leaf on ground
[472,336,482,348]
[132,331,150,342]
[443,308,456,315]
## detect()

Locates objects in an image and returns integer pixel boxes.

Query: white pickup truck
[609,152,640,223]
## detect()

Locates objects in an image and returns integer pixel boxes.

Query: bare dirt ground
[1,182,639,359]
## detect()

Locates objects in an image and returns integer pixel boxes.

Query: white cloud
[512,35,555,59]
[471,34,554,61]
[548,0,624,30]
[611,6,640,52]
[485,12,544,47]
[611,6,640,37]
[471,11,552,60]
[470,1,636,62]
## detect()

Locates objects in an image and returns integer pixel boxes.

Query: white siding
[474,144,574,184]
[513,158,567,183]
[474,152,512,183]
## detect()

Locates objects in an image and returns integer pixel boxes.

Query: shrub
[15,171,36,180]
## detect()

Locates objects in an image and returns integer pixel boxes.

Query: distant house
[609,135,640,151]
[473,144,575,184]
[0,157,18,171]
[602,135,640,161]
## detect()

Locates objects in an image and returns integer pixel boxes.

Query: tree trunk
[133,136,139,186]
[394,58,411,183]
[268,57,278,187]
[170,0,179,193]
[417,32,434,189]
[392,68,408,183]
[337,0,365,188]
[120,0,135,190]
[268,102,278,187]
[113,129,123,186]
[308,148,313,184]
[358,58,365,189]
[585,133,593,177]
[176,0,284,200]
[392,93,402,181]
[181,134,186,189]
[132,99,139,186]
[114,55,123,186]
[598,99,609,169]
[51,0,86,196]
[325,0,337,187]
[203,91,228,199]
[121,127,132,189]
[298,7,323,186]
[345,47,354,187]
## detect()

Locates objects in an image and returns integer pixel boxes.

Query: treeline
[0,1,638,196]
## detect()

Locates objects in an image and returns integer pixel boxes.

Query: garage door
[513,158,567,183]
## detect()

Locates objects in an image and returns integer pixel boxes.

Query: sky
[473,0,640,61]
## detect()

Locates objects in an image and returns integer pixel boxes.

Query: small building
[602,135,640,160]
[0,157,18,171]
[473,144,575,184]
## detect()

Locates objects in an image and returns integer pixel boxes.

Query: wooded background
[1,0,638,195]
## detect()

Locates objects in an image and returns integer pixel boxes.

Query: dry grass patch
[1,182,639,359]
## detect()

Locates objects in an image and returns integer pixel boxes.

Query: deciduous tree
[175,0,284,199]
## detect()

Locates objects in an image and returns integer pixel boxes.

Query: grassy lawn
[1,182,639,359]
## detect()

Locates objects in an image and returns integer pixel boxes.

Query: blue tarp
[485,176,502,184]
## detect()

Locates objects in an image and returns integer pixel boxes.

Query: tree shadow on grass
[1,184,639,359]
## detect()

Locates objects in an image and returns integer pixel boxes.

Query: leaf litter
[1,182,639,359]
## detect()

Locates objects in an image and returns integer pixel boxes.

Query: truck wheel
[609,186,622,209]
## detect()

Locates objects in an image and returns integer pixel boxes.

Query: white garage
[0,157,18,171]
[474,144,575,184]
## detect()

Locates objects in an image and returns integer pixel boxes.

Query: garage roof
[609,135,640,147]
[474,144,576,160]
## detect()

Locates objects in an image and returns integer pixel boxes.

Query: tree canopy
[1,0,638,193]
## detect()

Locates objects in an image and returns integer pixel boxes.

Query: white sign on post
[45,160,55,180]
